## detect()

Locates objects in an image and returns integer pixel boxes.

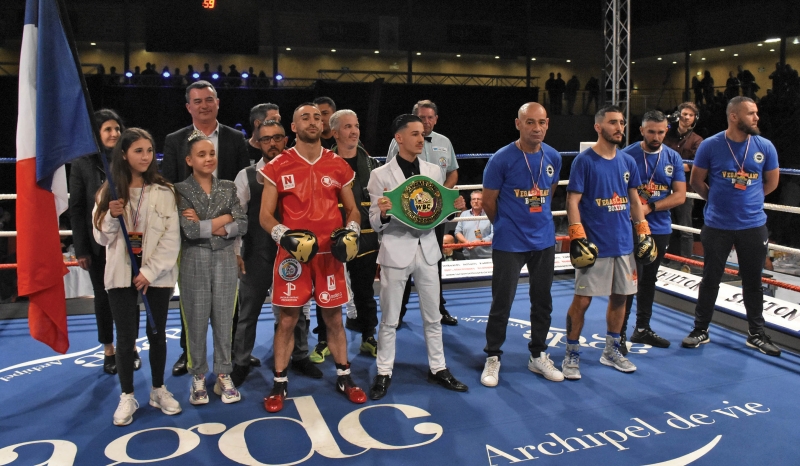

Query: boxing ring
[2,153,800,465]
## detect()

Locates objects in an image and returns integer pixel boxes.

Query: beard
[737,119,760,136]
[296,129,320,144]
[644,139,662,152]
[601,128,623,145]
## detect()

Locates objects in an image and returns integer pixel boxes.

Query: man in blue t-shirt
[480,102,564,387]
[562,105,650,380]
[620,110,687,354]
[682,97,781,356]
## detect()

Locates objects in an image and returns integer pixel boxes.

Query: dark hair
[641,110,666,124]
[595,105,624,124]
[293,102,318,119]
[257,120,285,135]
[312,96,336,110]
[726,96,755,115]
[391,114,423,134]
[94,109,125,151]
[677,101,699,116]
[412,99,438,116]
[93,128,175,230]
[250,103,279,129]
[185,80,217,102]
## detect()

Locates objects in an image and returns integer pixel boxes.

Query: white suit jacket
[368,156,444,269]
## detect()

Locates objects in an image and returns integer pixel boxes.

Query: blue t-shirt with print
[621,142,685,235]
[693,131,778,230]
[483,141,562,252]
[567,148,640,257]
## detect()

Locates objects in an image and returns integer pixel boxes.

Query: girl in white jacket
[93,128,181,426]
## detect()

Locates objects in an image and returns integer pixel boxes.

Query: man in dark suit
[161,80,249,184]
[161,80,249,376]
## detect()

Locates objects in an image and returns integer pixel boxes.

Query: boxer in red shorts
[259,103,366,412]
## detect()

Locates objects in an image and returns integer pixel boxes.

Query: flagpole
[54,0,157,334]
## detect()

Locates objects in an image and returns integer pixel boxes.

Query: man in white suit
[367,114,469,400]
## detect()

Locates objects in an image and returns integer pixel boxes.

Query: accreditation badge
[734,169,749,191]
[128,231,144,255]
[383,175,460,230]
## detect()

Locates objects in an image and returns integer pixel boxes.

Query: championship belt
[383,175,460,230]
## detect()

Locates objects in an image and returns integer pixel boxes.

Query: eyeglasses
[258,135,285,144]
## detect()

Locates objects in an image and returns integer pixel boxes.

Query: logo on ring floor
[279,258,302,281]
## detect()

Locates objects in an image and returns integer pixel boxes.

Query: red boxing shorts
[272,250,350,308]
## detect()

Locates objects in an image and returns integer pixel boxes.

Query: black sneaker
[619,331,628,356]
[746,331,781,357]
[681,328,710,348]
[631,327,671,348]
[132,351,142,371]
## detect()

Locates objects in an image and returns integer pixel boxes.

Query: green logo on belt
[384,175,460,230]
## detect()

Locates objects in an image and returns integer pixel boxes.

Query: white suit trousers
[376,244,446,376]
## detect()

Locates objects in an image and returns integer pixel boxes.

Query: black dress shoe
[291,357,323,379]
[172,352,188,376]
[132,351,142,371]
[103,355,117,375]
[427,368,468,392]
[249,356,261,367]
[230,364,250,387]
[369,374,391,400]
[440,314,458,326]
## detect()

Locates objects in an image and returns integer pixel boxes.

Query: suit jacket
[69,153,107,257]
[161,123,249,183]
[368,156,443,269]
[174,176,247,251]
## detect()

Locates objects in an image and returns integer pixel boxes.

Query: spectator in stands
[701,71,714,105]
[553,73,566,115]
[228,65,242,87]
[185,65,197,83]
[584,76,600,115]
[199,63,212,81]
[442,234,465,261]
[692,76,703,106]
[738,65,757,98]
[565,75,580,115]
[454,190,492,259]
[545,72,556,113]
[724,71,740,100]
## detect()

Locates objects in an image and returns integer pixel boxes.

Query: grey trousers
[180,245,238,376]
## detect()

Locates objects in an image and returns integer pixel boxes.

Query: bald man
[480,103,564,387]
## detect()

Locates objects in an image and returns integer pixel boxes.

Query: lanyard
[519,142,544,192]
[641,144,662,186]
[724,134,750,173]
[129,184,147,230]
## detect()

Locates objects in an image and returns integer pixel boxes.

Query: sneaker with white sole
[600,335,637,372]
[113,393,139,426]
[150,385,182,415]
[528,353,564,382]
[746,331,781,357]
[480,356,501,387]
[189,374,209,405]
[561,344,582,380]
[214,374,242,403]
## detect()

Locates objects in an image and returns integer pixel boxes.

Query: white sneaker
[113,393,139,426]
[189,374,209,405]
[214,374,241,404]
[528,353,565,382]
[480,356,501,387]
[150,385,182,415]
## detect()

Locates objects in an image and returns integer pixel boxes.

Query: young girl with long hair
[175,131,247,405]
[93,128,181,426]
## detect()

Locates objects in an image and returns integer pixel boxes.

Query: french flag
[16,0,99,353]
